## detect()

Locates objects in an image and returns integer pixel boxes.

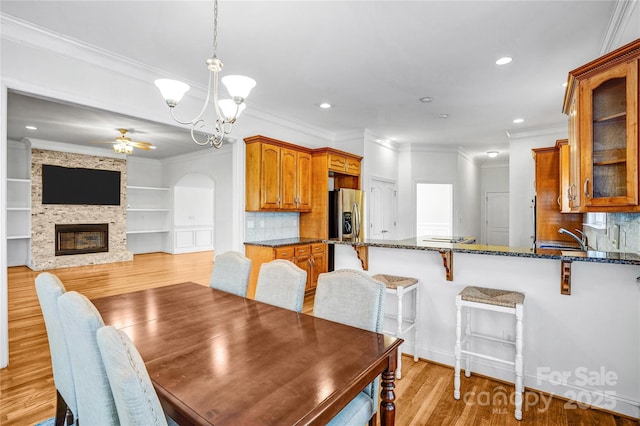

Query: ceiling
[2,1,638,162]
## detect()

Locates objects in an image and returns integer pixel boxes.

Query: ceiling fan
[111,128,155,155]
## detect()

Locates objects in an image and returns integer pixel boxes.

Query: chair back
[314,269,386,406]
[209,251,252,297]
[255,259,307,312]
[34,273,77,418]
[97,326,169,426]
[58,291,119,425]
[314,269,385,333]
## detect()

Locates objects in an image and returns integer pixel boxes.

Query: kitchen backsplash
[245,212,299,242]
[584,212,640,253]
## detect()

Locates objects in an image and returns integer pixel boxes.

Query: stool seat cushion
[460,286,524,308]
[372,274,418,290]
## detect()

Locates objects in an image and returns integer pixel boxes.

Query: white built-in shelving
[126,185,171,253]
[6,140,32,266]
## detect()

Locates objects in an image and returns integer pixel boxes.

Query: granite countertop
[244,237,325,248]
[327,237,640,266]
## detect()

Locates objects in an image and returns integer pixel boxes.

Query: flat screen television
[42,165,121,205]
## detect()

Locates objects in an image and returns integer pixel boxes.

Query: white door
[486,192,509,246]
[370,179,397,240]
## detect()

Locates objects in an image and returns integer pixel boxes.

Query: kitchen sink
[537,243,583,251]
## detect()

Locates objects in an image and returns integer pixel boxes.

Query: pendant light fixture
[154,0,256,148]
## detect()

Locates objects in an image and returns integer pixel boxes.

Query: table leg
[380,351,398,426]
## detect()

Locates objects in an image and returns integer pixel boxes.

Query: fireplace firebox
[55,224,109,256]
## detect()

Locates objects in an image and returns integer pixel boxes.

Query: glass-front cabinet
[581,61,638,207]
[563,38,640,212]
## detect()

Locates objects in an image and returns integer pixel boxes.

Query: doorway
[416,183,453,237]
[369,178,397,240]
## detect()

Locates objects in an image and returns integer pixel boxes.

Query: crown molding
[506,126,567,140]
[26,137,125,159]
[600,0,639,55]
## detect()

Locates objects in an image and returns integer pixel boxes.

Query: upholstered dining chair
[209,251,252,297]
[57,291,119,425]
[97,325,177,426]
[313,269,386,426]
[35,273,77,426]
[254,259,307,312]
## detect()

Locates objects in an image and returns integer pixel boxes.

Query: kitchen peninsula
[326,237,639,419]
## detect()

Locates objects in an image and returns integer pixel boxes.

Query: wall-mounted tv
[42,165,121,206]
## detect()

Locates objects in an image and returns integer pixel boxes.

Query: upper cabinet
[245,135,312,212]
[563,38,640,212]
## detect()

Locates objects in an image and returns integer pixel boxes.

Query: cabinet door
[557,140,572,213]
[294,245,312,290]
[280,147,298,210]
[328,153,346,173]
[568,92,582,211]
[345,157,361,175]
[261,144,281,209]
[580,61,638,207]
[296,151,312,211]
[309,243,326,291]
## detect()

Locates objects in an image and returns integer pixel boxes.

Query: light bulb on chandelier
[154,0,256,148]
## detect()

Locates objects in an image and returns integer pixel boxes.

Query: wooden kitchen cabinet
[532,145,583,244]
[557,140,572,213]
[299,148,362,239]
[245,135,312,212]
[245,242,327,298]
[563,38,640,212]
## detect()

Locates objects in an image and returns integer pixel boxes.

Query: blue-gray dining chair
[313,269,386,426]
[209,251,252,297]
[35,272,77,426]
[97,325,176,426]
[57,291,119,425]
[254,259,307,312]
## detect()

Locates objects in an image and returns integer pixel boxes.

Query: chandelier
[154,0,256,148]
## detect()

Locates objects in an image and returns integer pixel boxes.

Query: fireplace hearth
[55,224,109,256]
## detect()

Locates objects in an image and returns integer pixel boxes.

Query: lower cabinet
[245,242,327,299]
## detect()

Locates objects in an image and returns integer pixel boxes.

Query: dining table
[92,281,403,425]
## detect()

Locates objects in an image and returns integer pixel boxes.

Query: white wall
[456,151,481,239]
[508,129,567,247]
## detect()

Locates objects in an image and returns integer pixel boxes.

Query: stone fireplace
[55,223,109,256]
[30,149,133,270]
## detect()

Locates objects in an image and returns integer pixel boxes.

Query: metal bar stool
[372,274,419,379]
[454,286,525,420]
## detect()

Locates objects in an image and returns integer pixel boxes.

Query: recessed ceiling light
[319,102,331,109]
[420,97,433,103]
[496,57,512,65]
[513,118,524,124]
[438,113,449,119]
[487,151,499,158]
[25,125,37,130]
[562,82,568,87]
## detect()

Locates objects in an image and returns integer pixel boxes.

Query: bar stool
[372,274,419,379]
[454,286,525,420]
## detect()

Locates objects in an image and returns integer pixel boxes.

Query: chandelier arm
[190,120,215,146]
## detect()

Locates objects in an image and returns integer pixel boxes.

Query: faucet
[558,228,587,250]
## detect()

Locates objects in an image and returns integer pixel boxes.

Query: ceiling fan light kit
[154,0,256,149]
[111,128,154,155]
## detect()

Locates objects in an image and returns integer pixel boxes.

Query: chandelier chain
[212,0,218,57]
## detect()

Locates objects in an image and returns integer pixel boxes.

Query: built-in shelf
[127,229,170,234]
[127,208,170,212]
[126,185,170,191]
[7,207,31,211]
[7,235,31,240]
[7,178,31,183]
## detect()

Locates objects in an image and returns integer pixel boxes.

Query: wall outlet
[611,224,620,249]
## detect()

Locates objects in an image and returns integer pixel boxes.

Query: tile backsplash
[245,212,299,242]
[584,212,640,253]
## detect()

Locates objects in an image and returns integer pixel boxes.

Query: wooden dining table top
[92,282,402,426]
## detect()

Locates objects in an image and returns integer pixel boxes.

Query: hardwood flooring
[1,252,636,425]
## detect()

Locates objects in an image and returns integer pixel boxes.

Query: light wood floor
[1,252,636,426]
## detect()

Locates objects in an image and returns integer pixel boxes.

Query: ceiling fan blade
[129,141,154,150]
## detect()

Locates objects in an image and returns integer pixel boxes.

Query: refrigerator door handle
[352,202,360,239]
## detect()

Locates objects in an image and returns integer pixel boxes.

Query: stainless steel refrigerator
[328,188,366,270]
